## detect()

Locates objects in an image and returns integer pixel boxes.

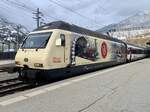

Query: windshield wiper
[36,38,49,51]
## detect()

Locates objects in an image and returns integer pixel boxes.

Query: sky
[0,0,150,31]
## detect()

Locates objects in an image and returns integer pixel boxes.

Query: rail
[0,78,31,97]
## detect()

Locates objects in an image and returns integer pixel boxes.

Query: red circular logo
[101,42,107,58]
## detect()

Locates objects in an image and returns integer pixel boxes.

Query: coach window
[60,34,65,46]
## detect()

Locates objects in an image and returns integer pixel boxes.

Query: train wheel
[18,69,28,82]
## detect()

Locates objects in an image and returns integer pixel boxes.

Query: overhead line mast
[33,8,43,28]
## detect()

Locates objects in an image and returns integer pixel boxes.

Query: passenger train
[127,43,147,61]
[15,21,148,82]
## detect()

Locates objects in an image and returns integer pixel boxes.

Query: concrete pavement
[0,60,17,81]
[0,60,15,71]
[0,59,150,112]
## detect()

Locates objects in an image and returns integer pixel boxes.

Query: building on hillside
[106,27,150,40]
[123,32,150,47]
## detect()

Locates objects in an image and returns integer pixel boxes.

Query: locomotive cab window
[55,34,65,46]
[60,34,65,46]
[21,32,52,49]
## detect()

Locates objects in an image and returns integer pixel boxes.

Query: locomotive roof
[34,21,125,44]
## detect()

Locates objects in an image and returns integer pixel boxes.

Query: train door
[63,33,71,66]
[128,47,132,61]
[54,33,71,68]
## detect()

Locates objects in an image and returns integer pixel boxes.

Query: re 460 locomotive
[15,21,147,82]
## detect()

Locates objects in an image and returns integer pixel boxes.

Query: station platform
[0,59,150,112]
[0,60,17,81]
[0,60,15,70]
[0,60,14,65]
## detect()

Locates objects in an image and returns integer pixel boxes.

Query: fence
[0,52,17,60]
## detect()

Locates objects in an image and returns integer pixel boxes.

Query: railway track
[0,78,31,97]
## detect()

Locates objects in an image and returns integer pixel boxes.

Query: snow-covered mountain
[0,16,29,41]
[97,12,150,33]
[0,16,29,53]
[0,17,28,33]
[96,12,150,40]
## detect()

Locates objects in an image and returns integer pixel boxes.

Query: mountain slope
[97,12,150,32]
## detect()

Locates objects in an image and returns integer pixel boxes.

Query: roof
[34,21,125,44]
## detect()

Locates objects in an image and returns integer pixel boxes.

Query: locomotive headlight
[15,61,21,65]
[34,63,43,67]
